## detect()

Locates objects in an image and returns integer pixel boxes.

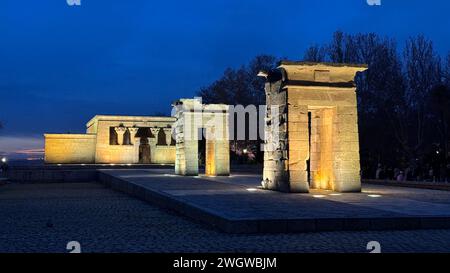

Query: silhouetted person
[446,162,450,183]
[440,164,446,182]
[375,164,382,179]
[405,166,412,181]
[0,161,8,177]
[429,167,435,182]
[394,168,400,180]
[397,171,405,182]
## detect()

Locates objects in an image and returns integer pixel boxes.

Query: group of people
[375,162,450,183]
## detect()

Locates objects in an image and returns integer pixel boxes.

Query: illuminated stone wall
[89,116,175,164]
[260,62,367,193]
[173,98,230,176]
[44,134,96,164]
[44,115,176,164]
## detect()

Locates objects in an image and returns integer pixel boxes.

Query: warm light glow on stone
[44,116,176,165]
[261,62,366,193]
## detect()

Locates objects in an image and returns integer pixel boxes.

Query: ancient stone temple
[259,61,368,193]
[44,115,176,164]
[173,98,230,176]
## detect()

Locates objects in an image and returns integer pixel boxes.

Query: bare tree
[443,52,450,85]
[329,31,345,63]
[303,44,326,62]
[198,55,278,106]
[403,35,442,160]
[430,84,450,157]
[197,55,278,163]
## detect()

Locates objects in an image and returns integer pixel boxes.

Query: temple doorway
[139,137,151,164]
[198,128,206,168]
[136,128,152,164]
[173,98,230,176]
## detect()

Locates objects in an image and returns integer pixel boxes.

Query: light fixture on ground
[368,194,382,198]
[312,195,326,198]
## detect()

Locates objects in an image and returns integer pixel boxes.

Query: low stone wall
[7,168,98,183]
[152,146,176,164]
[363,179,450,191]
[44,134,96,164]
[6,164,174,183]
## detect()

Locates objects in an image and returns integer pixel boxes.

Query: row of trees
[199,31,450,179]
[198,55,279,163]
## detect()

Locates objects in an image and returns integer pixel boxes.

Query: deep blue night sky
[1,0,449,158]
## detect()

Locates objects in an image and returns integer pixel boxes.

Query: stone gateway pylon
[172,98,230,176]
[259,61,368,193]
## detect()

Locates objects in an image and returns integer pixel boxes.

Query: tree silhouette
[199,32,450,178]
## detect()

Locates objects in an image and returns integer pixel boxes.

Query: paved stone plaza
[98,169,450,233]
[2,182,450,253]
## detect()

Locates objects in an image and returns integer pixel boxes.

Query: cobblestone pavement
[1,182,450,253]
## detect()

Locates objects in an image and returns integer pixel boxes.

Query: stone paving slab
[98,169,450,233]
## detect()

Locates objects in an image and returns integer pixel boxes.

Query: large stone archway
[172,98,230,176]
[259,62,368,193]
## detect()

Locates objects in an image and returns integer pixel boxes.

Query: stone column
[332,106,361,192]
[148,137,157,146]
[163,128,173,146]
[287,104,310,193]
[150,128,161,145]
[133,137,141,163]
[114,126,127,145]
[174,111,199,176]
[128,127,139,145]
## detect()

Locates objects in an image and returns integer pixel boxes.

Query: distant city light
[1,157,6,163]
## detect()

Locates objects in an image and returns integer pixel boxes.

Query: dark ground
[1,182,450,253]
